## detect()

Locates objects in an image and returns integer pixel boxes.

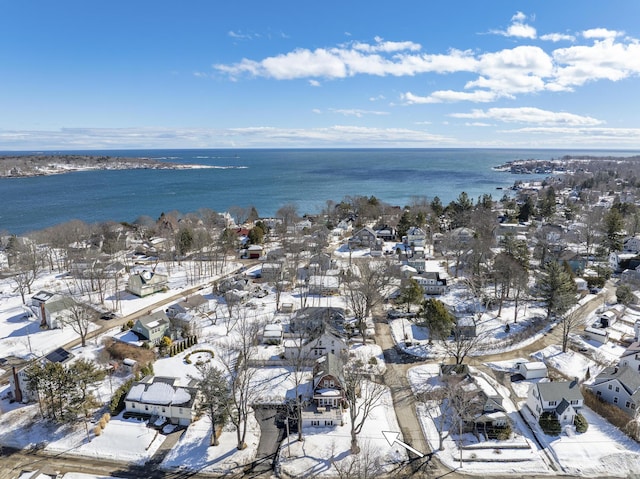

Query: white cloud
[540,32,576,42]
[500,126,640,146]
[228,30,254,40]
[214,28,640,106]
[450,107,603,126]
[0,126,453,149]
[464,122,492,127]
[511,11,527,22]
[506,23,537,39]
[582,28,623,39]
[329,108,389,117]
[369,94,386,101]
[312,109,322,114]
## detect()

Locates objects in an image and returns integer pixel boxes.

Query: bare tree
[440,324,486,365]
[343,360,386,454]
[64,303,97,347]
[559,307,583,353]
[218,311,263,450]
[330,440,384,479]
[417,387,451,451]
[343,259,392,338]
[11,240,43,304]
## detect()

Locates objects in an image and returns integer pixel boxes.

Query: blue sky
[1,1,640,150]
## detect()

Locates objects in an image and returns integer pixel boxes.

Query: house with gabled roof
[589,365,640,416]
[526,379,583,427]
[126,270,168,297]
[301,353,346,428]
[9,347,75,403]
[166,294,210,318]
[132,311,170,344]
[348,227,378,249]
[619,341,640,373]
[404,226,427,247]
[30,290,77,329]
[124,376,198,426]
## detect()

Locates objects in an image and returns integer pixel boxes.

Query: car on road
[100,312,116,320]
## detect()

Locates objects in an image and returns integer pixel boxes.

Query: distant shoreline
[0,154,214,178]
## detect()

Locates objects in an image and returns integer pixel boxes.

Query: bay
[1,148,637,235]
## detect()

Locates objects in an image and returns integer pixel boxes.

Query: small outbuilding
[516,361,548,380]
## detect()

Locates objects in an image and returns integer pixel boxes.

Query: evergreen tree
[194,362,230,446]
[602,208,625,253]
[399,278,423,313]
[536,260,577,320]
[419,298,455,343]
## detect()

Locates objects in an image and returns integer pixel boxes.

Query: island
[0,154,211,178]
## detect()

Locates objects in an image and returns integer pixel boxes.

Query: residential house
[126,270,168,297]
[375,225,396,242]
[166,294,210,319]
[9,347,74,403]
[125,376,198,426]
[308,252,334,274]
[609,252,638,273]
[411,271,448,295]
[404,226,427,248]
[619,341,640,372]
[308,275,340,296]
[132,311,171,344]
[301,353,346,428]
[30,290,77,329]
[283,327,347,361]
[450,227,475,244]
[348,227,378,249]
[623,235,640,254]
[589,365,640,416]
[526,380,584,427]
[261,261,284,282]
[289,307,346,335]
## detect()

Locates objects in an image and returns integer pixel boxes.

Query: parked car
[100,312,116,320]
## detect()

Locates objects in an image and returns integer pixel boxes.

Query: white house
[166,294,210,319]
[517,361,548,380]
[526,380,583,427]
[584,326,609,344]
[589,365,640,416]
[308,275,340,296]
[404,227,427,247]
[262,323,284,345]
[619,342,640,372]
[30,290,77,329]
[125,376,198,426]
[284,330,347,361]
[301,354,345,428]
[623,235,640,254]
[126,270,168,297]
[412,271,448,295]
[9,347,74,403]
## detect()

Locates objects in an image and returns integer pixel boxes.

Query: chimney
[12,366,23,403]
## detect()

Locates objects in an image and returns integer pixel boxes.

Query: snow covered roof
[126,376,195,407]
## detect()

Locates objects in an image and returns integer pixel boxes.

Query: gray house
[132,311,171,344]
[589,365,640,416]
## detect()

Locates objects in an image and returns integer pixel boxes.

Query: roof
[314,353,344,388]
[519,361,547,371]
[555,398,571,415]
[137,311,170,329]
[621,341,640,358]
[32,290,56,302]
[535,380,583,403]
[126,376,195,407]
[44,296,77,314]
[592,365,640,396]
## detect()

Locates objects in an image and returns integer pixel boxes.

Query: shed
[584,326,609,344]
[517,361,548,380]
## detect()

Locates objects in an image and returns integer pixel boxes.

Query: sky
[1,1,640,150]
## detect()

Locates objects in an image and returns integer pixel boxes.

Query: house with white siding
[125,376,198,426]
[526,380,583,427]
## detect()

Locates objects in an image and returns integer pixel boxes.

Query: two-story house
[126,270,168,297]
[411,271,448,295]
[301,354,346,428]
[348,227,379,250]
[166,294,210,319]
[404,226,427,248]
[132,311,171,344]
[125,376,198,426]
[526,380,584,427]
[619,342,640,372]
[589,365,640,416]
[9,347,74,403]
[31,290,77,329]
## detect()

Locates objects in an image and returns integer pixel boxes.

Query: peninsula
[0,154,211,178]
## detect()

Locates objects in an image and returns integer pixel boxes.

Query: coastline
[0,154,213,178]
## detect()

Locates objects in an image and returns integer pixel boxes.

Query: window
[614,397,619,404]
[311,420,319,426]
[132,403,136,408]
[145,405,149,411]
[162,407,166,413]
[548,401,557,406]
[570,400,578,405]
[597,391,602,396]
[626,401,631,408]
[608,384,613,390]
[615,386,620,392]
[325,420,333,426]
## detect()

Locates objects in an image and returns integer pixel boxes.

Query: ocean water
[1,148,637,235]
